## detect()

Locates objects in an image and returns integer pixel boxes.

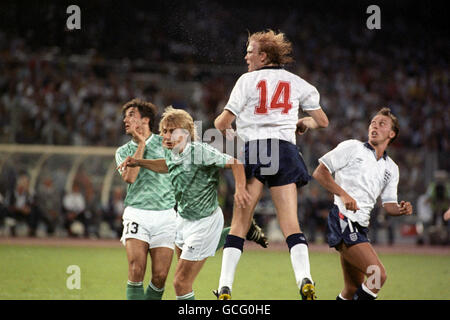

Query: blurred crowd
[0,1,448,244]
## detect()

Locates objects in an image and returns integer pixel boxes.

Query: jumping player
[120,107,251,300]
[312,107,413,300]
[214,30,329,300]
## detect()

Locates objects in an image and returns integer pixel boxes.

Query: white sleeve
[318,140,359,174]
[381,164,399,204]
[300,83,321,111]
[115,148,126,175]
[224,75,246,116]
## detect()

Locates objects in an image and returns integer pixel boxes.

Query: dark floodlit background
[0,0,448,245]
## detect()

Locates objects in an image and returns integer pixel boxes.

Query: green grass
[0,245,449,300]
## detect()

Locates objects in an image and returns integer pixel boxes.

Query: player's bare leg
[229,177,264,238]
[270,183,301,237]
[229,177,268,247]
[149,247,173,288]
[216,178,264,299]
[338,253,365,300]
[126,239,149,282]
[173,246,207,300]
[271,183,315,299]
[144,247,174,299]
[125,239,149,299]
[337,242,387,299]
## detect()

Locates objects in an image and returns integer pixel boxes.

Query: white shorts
[120,206,176,250]
[175,206,224,261]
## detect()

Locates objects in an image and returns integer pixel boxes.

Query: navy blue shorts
[326,205,370,249]
[242,139,311,188]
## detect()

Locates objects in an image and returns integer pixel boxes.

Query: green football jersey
[115,134,175,211]
[164,141,232,220]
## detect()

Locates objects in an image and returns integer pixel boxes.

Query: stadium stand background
[0,0,448,244]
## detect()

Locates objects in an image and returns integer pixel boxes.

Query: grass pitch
[0,244,448,300]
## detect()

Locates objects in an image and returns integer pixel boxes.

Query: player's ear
[260,51,268,64]
[388,130,395,140]
[141,116,150,125]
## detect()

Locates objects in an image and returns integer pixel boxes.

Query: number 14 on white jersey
[224,67,322,144]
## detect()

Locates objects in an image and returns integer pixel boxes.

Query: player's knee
[366,264,387,289]
[375,264,387,286]
[173,274,190,294]
[152,271,168,288]
[129,260,145,279]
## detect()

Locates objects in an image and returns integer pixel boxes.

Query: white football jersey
[318,139,399,227]
[224,66,322,144]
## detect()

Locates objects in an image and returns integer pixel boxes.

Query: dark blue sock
[224,234,245,252]
[286,233,308,252]
[353,284,376,300]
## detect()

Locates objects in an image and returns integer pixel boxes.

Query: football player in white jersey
[313,108,413,300]
[214,30,329,300]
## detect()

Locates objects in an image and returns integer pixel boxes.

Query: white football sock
[218,247,242,291]
[339,293,349,300]
[290,243,312,288]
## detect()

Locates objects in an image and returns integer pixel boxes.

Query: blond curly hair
[248,29,294,65]
[159,106,198,140]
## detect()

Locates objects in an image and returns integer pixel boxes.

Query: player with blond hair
[214,29,329,300]
[120,106,251,300]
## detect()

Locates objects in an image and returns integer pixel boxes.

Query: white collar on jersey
[364,142,387,160]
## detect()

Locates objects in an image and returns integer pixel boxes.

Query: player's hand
[117,156,138,171]
[444,208,450,221]
[398,201,413,216]
[341,193,360,212]
[125,157,139,168]
[234,187,251,209]
[296,118,309,135]
[129,119,146,144]
[117,158,129,172]
[225,128,236,141]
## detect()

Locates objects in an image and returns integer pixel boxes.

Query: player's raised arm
[119,139,146,184]
[119,103,151,184]
[296,109,329,135]
[383,201,413,216]
[224,157,251,209]
[214,110,236,139]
